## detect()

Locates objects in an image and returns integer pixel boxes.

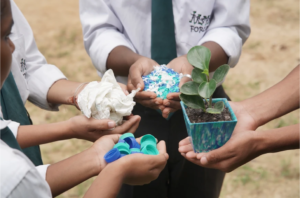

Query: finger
[135,99,162,109]
[178,143,194,153]
[156,140,167,155]
[162,107,177,119]
[181,153,202,166]
[129,67,144,90]
[104,134,122,144]
[135,91,157,100]
[108,115,141,134]
[166,93,181,101]
[90,118,116,131]
[185,151,198,159]
[179,136,192,146]
[197,146,233,166]
[179,76,192,88]
[163,99,181,109]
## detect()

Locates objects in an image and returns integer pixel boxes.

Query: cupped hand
[119,140,169,185]
[127,56,163,110]
[162,55,194,118]
[178,101,260,172]
[67,115,141,142]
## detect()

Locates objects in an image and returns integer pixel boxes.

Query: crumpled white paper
[77,69,139,125]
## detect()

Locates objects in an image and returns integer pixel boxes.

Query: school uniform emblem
[20,58,27,77]
[189,11,211,33]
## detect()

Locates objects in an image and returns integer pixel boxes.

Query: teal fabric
[151,0,177,64]
[0,123,22,152]
[0,72,43,166]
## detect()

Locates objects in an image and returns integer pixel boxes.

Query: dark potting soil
[186,105,232,123]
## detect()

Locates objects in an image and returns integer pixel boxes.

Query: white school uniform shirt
[0,124,51,198]
[80,0,251,84]
[2,1,65,179]
[10,0,67,109]
[6,1,66,141]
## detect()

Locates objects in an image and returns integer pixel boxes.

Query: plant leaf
[212,64,230,84]
[180,81,199,95]
[191,68,207,83]
[214,101,224,112]
[187,46,211,70]
[206,108,222,114]
[180,94,205,110]
[198,79,217,98]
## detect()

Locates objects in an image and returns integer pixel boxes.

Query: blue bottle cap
[130,148,141,154]
[104,148,121,163]
[124,137,140,149]
[118,139,126,143]
[120,133,135,140]
[131,151,143,154]
[132,141,141,149]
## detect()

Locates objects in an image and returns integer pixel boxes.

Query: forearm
[107,46,142,76]
[202,41,229,72]
[241,65,299,127]
[47,79,84,106]
[46,148,99,197]
[257,124,299,154]
[17,121,72,148]
[84,163,124,198]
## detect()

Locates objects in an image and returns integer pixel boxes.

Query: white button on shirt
[0,140,52,198]
[80,0,251,84]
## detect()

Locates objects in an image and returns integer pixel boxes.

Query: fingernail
[151,95,156,99]
[166,102,170,106]
[201,157,208,165]
[137,83,141,89]
[156,101,160,105]
[108,121,116,128]
[125,90,129,95]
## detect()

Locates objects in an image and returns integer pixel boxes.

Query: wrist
[252,131,271,156]
[87,147,104,176]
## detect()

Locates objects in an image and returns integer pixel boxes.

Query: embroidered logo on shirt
[189,11,211,33]
[20,58,27,77]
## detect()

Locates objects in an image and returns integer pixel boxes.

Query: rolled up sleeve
[198,0,251,67]
[80,0,136,76]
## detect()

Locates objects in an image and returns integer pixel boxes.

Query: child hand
[67,115,141,142]
[127,56,163,110]
[117,140,168,185]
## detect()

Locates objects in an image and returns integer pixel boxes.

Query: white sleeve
[198,0,251,67]
[7,121,20,138]
[35,164,50,180]
[7,169,52,198]
[80,0,136,76]
[11,1,67,111]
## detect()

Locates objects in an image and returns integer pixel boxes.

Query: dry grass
[15,0,299,197]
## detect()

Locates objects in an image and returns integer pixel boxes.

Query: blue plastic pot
[180,98,237,153]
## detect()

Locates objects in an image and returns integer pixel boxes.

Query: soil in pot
[186,105,232,123]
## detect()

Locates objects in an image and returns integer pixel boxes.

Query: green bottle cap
[113,142,130,153]
[120,133,135,140]
[141,144,159,155]
[119,148,130,155]
[140,134,157,149]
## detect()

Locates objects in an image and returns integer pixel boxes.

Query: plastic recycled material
[104,148,121,163]
[142,65,182,99]
[120,133,134,140]
[141,144,159,155]
[140,134,157,149]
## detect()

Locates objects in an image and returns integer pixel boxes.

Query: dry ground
[15,0,299,197]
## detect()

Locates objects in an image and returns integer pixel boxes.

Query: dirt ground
[15,0,299,197]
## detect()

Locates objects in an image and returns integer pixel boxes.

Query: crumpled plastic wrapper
[142,65,182,99]
[77,69,139,125]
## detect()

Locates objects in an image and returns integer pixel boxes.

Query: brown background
[14,0,299,197]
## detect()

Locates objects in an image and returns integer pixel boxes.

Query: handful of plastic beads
[142,65,182,99]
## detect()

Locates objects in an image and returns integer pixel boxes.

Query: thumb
[179,75,192,88]
[197,146,230,166]
[89,118,116,131]
[129,68,144,90]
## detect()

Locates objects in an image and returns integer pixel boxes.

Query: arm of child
[84,140,168,198]
[16,115,141,148]
[179,65,300,172]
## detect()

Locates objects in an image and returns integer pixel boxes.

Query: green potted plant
[180,46,237,153]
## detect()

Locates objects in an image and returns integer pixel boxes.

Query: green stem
[209,96,212,108]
